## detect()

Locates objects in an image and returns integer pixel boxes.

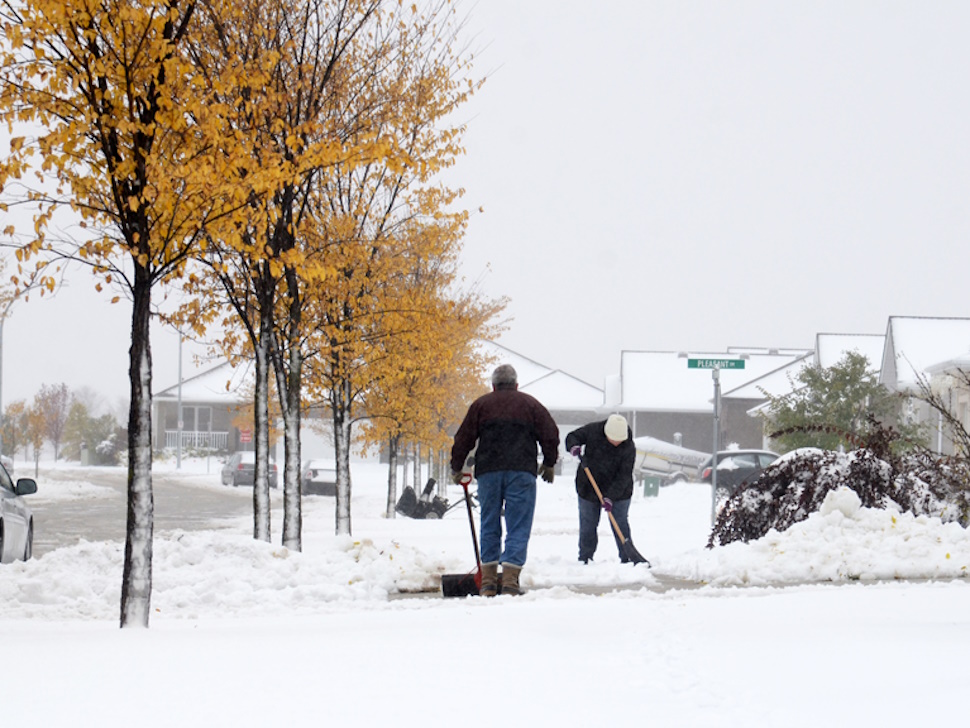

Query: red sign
[239,428,252,443]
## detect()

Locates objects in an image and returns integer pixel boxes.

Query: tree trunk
[385,434,400,518]
[332,378,353,536]
[413,441,421,495]
[120,265,154,628]
[280,341,303,551]
[437,450,447,498]
[401,442,409,492]
[252,331,271,542]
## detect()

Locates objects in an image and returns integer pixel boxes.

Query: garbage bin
[641,475,661,498]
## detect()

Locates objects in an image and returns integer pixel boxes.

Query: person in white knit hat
[564,414,637,563]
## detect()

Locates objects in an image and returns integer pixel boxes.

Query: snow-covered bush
[95,433,120,465]
[709,439,970,547]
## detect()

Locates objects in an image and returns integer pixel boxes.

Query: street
[28,466,258,558]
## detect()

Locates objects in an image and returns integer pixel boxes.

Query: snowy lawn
[3,458,969,727]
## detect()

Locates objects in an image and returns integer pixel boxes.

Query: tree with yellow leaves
[181,0,482,542]
[303,207,495,535]
[273,0,481,543]
[170,0,366,545]
[0,0,264,627]
[360,278,503,519]
[174,0,423,549]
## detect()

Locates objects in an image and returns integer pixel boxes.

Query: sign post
[687,358,745,523]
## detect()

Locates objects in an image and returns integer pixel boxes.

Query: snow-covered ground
[4,458,969,727]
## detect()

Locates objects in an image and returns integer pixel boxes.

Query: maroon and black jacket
[450,387,560,478]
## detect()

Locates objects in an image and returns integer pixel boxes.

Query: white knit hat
[604,414,629,442]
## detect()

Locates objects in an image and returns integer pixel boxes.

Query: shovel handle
[584,466,629,545]
[583,466,651,566]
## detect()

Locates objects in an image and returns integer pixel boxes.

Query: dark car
[301,459,337,496]
[0,460,37,563]
[698,449,779,495]
[221,451,279,488]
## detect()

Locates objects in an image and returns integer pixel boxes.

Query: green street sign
[687,358,746,370]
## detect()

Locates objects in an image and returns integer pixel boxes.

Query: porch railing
[164,430,229,451]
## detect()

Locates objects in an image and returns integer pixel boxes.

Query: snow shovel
[583,466,651,567]
[441,474,482,597]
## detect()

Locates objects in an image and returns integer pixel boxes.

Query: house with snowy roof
[153,361,251,453]
[477,340,604,433]
[726,333,888,444]
[879,316,970,395]
[878,315,970,455]
[604,347,813,452]
[815,332,886,369]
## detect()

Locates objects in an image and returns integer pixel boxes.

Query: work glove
[569,445,581,458]
[538,464,555,483]
[602,497,613,513]
[451,471,464,485]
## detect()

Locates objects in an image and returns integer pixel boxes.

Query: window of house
[180,405,212,432]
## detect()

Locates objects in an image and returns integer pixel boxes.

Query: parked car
[301,459,337,496]
[633,435,709,486]
[0,460,36,563]
[697,449,779,495]
[221,451,278,488]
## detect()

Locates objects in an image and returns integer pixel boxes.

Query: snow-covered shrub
[95,433,120,465]
[709,437,970,547]
[893,449,970,525]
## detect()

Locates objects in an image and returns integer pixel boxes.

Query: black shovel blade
[622,539,652,567]
[441,572,479,598]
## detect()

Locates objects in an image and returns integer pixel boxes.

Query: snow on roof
[154,361,252,405]
[475,340,552,387]
[617,349,810,412]
[726,346,812,356]
[476,340,602,409]
[731,335,885,405]
[815,333,886,370]
[518,370,604,410]
[722,353,813,400]
[879,316,970,392]
[926,353,970,375]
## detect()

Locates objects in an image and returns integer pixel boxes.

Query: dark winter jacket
[565,420,636,503]
[450,387,560,478]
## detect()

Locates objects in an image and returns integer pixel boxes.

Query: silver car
[301,459,337,496]
[0,461,36,563]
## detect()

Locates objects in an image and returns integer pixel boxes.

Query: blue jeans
[476,470,537,567]
[578,496,632,562]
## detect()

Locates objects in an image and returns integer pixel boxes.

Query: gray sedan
[220,451,279,488]
[0,461,36,563]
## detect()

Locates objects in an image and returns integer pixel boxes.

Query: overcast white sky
[4,1,970,409]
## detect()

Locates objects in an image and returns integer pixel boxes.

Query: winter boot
[480,562,499,597]
[499,563,522,596]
